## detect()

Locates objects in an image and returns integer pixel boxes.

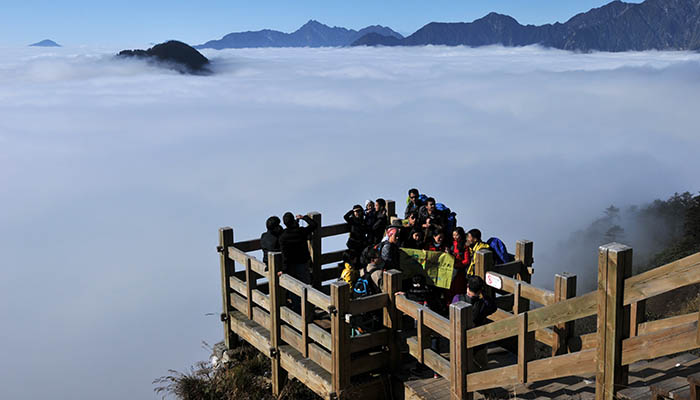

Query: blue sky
[4,0,642,47]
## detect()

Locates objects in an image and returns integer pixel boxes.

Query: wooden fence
[218,208,700,400]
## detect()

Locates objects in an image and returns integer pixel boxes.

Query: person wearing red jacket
[448,227,470,305]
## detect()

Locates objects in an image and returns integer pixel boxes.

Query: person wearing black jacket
[279,212,318,283]
[343,205,367,252]
[464,275,497,370]
[260,216,283,265]
[371,198,388,245]
[404,188,424,218]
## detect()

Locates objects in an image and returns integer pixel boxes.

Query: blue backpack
[486,237,515,265]
[435,203,457,234]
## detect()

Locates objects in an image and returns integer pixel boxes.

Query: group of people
[258,189,497,372]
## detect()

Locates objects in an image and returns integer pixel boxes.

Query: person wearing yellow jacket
[467,228,490,276]
[339,249,360,290]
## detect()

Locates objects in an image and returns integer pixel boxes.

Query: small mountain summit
[29,39,61,47]
[117,40,210,74]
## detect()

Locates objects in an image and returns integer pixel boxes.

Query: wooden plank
[307,287,331,309]
[450,302,473,400]
[252,306,270,332]
[630,299,645,337]
[308,212,322,289]
[424,348,450,380]
[513,282,521,315]
[423,307,450,339]
[279,273,305,297]
[308,342,332,373]
[331,281,351,397]
[528,290,598,333]
[268,252,287,396]
[320,250,345,266]
[493,260,524,277]
[637,312,698,336]
[250,258,267,276]
[233,238,261,252]
[251,289,269,312]
[320,223,350,238]
[395,293,420,320]
[348,293,389,315]
[467,365,519,392]
[623,252,700,305]
[309,322,332,351]
[467,312,519,348]
[301,287,310,357]
[487,271,555,306]
[229,275,246,297]
[230,292,248,315]
[227,245,249,266]
[219,227,238,349]
[527,348,597,383]
[596,243,632,400]
[518,312,534,384]
[350,329,389,354]
[553,273,577,356]
[651,377,689,399]
[280,306,302,331]
[688,372,699,400]
[351,352,389,376]
[281,324,304,354]
[278,344,332,399]
[228,309,271,357]
[489,309,557,347]
[621,319,699,365]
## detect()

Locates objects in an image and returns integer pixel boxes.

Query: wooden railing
[219,209,700,400]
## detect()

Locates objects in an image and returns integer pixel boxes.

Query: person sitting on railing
[466,228,490,276]
[448,227,471,306]
[260,216,283,266]
[339,249,361,291]
[405,188,424,218]
[370,198,389,245]
[343,205,368,252]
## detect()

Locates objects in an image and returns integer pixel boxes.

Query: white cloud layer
[2,45,700,399]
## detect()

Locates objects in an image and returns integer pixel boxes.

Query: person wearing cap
[343,204,368,252]
[379,221,402,271]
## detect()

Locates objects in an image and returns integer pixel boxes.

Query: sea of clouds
[2,44,700,399]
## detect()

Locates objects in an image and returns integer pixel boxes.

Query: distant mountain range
[196,20,403,49]
[29,39,60,47]
[352,0,700,51]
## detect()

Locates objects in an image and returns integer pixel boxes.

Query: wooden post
[383,270,403,372]
[630,300,646,337]
[513,282,522,315]
[416,307,429,363]
[387,199,396,218]
[552,273,577,355]
[219,227,239,349]
[515,240,534,312]
[450,302,473,400]
[595,243,632,400]
[307,212,322,290]
[245,258,257,320]
[331,281,351,399]
[268,252,287,396]
[518,311,534,384]
[475,250,494,298]
[301,286,310,357]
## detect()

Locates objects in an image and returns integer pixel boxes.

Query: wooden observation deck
[217,200,700,400]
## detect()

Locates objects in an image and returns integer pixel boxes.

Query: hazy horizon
[2,44,700,399]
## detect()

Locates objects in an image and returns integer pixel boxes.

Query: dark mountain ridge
[117,40,210,75]
[352,0,700,52]
[196,20,403,49]
[29,39,61,47]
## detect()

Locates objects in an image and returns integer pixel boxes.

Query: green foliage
[153,343,319,400]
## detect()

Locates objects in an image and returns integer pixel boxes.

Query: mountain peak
[29,39,61,47]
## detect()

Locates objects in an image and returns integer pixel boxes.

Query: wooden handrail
[486,271,555,305]
[623,251,700,305]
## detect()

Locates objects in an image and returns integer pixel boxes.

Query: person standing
[260,216,283,266]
